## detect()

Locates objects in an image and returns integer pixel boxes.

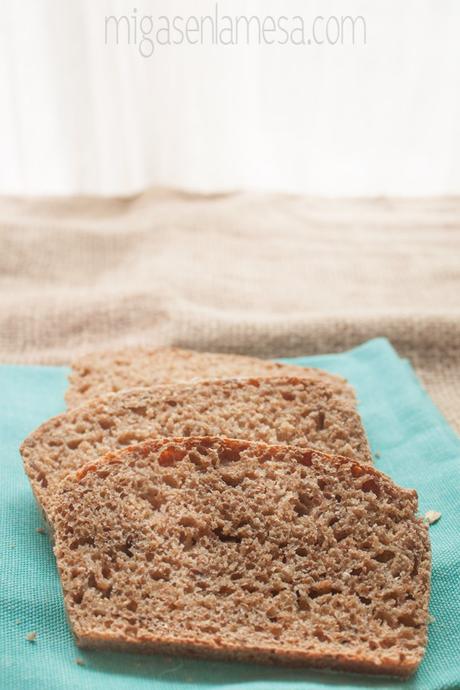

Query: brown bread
[21,376,372,522]
[65,346,352,407]
[53,437,430,676]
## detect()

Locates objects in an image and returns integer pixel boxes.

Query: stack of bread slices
[20,347,431,678]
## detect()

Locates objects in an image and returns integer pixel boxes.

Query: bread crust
[75,630,419,677]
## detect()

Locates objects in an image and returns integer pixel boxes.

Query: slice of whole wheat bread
[65,346,352,407]
[21,376,372,522]
[53,436,430,676]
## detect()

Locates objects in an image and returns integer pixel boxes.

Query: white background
[0,0,459,197]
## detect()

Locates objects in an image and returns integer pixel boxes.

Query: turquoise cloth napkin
[1,338,459,690]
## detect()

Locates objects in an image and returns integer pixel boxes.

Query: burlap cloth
[1,189,458,433]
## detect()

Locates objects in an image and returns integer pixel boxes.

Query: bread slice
[65,346,352,407]
[21,376,372,522]
[53,437,430,676]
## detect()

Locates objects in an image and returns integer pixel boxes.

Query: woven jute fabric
[1,189,459,432]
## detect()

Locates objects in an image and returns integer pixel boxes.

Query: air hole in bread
[141,488,164,510]
[129,405,147,416]
[213,527,242,544]
[296,450,312,467]
[120,537,134,557]
[361,479,380,496]
[179,532,198,550]
[295,593,310,611]
[87,572,112,597]
[73,590,84,605]
[230,572,243,581]
[150,568,170,581]
[316,411,325,430]
[376,609,395,627]
[309,581,342,598]
[219,447,242,465]
[162,474,180,488]
[246,378,260,387]
[99,416,115,430]
[179,515,199,528]
[158,447,186,466]
[334,528,351,542]
[314,628,329,642]
[242,582,259,594]
[294,496,314,517]
[47,438,64,448]
[187,451,206,469]
[351,464,365,478]
[98,567,110,583]
[69,536,95,550]
[373,550,395,563]
[398,614,418,628]
[221,472,242,487]
[117,431,146,446]
[36,472,48,488]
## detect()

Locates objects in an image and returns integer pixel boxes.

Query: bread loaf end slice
[53,437,430,677]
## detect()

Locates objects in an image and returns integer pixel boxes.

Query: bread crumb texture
[53,437,430,677]
[65,346,350,408]
[21,376,371,522]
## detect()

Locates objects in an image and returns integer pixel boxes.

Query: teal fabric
[1,337,459,690]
